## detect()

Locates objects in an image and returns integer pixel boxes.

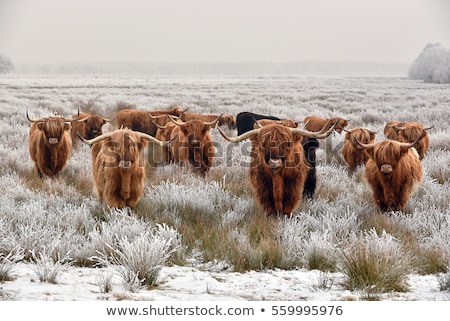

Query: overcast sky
[0,0,449,64]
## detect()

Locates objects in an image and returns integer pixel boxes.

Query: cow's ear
[64,123,71,131]
[369,132,376,142]
[345,132,351,141]
[37,122,44,131]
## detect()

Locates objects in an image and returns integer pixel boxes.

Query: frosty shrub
[96,225,180,290]
[0,247,24,282]
[29,247,72,284]
[436,265,450,292]
[339,229,411,300]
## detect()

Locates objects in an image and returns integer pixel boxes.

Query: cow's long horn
[78,131,115,145]
[291,121,338,139]
[354,139,377,149]
[152,121,167,129]
[204,113,223,127]
[218,127,261,143]
[147,112,165,120]
[168,114,185,126]
[26,111,44,123]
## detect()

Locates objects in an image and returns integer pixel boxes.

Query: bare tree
[408,43,450,84]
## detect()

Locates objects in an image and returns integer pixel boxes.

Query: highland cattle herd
[26,106,434,216]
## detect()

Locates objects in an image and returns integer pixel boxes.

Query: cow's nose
[269,158,282,170]
[48,137,59,145]
[119,160,131,168]
[380,164,393,174]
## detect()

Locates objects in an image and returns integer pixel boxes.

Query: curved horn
[77,131,115,145]
[290,120,338,139]
[153,121,167,129]
[26,111,44,123]
[204,113,223,127]
[218,127,261,143]
[147,112,166,120]
[168,114,185,126]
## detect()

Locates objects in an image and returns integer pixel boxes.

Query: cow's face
[37,117,71,145]
[255,126,296,172]
[348,129,376,149]
[219,115,237,130]
[366,141,409,175]
[397,124,423,143]
[331,118,348,133]
[180,121,210,147]
[84,116,106,139]
[102,131,146,169]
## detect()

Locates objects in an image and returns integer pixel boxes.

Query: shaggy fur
[182,112,236,130]
[115,106,184,136]
[383,120,406,140]
[90,129,150,209]
[253,118,299,129]
[169,120,216,177]
[303,116,348,133]
[70,112,108,147]
[396,122,430,160]
[248,125,309,216]
[342,128,376,174]
[363,140,423,212]
[28,116,72,178]
[155,122,177,163]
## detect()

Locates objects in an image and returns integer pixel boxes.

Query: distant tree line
[0,54,14,73]
[408,43,450,84]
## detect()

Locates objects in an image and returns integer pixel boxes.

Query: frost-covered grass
[0,74,449,299]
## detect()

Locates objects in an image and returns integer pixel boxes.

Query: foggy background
[0,0,449,74]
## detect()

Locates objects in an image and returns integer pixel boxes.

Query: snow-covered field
[0,74,450,303]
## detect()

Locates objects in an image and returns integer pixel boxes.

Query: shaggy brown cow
[303,116,349,133]
[341,127,377,174]
[384,121,432,160]
[70,111,113,147]
[167,115,220,176]
[182,112,236,130]
[154,122,178,163]
[218,123,336,217]
[383,121,406,140]
[356,132,426,212]
[27,112,72,178]
[115,106,186,136]
[79,128,169,209]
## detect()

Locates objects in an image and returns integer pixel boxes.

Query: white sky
[0,0,449,64]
